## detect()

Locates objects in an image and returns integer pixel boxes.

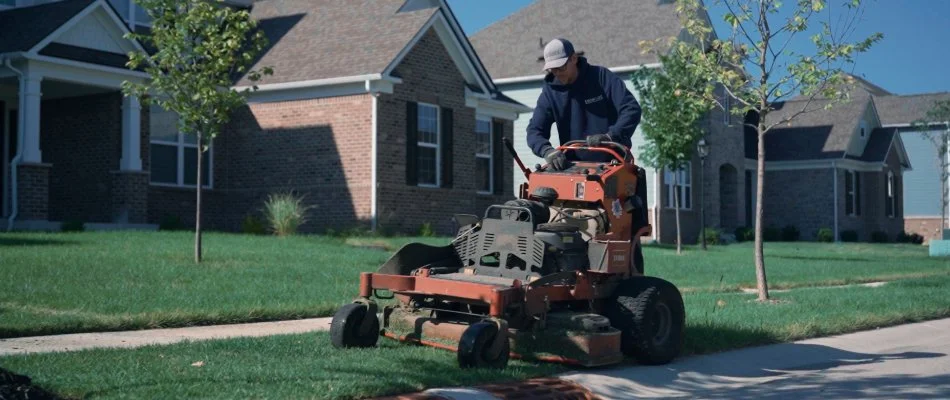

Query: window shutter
[855,172,861,215]
[441,108,453,188]
[406,101,418,186]
[492,120,505,195]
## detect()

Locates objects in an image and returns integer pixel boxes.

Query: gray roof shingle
[848,127,895,163]
[757,89,871,161]
[237,0,439,86]
[0,0,96,54]
[874,92,950,127]
[469,0,684,80]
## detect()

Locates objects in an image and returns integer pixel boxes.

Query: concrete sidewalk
[0,317,332,356]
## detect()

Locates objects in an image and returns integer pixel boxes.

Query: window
[474,117,493,194]
[416,103,440,187]
[859,121,867,138]
[665,165,692,209]
[722,91,731,125]
[149,104,211,188]
[885,172,897,218]
[845,170,861,216]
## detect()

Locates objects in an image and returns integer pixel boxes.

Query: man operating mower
[527,38,643,169]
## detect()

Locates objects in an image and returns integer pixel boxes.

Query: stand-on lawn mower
[330,139,685,369]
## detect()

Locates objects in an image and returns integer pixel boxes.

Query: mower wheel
[330,303,380,349]
[607,277,685,365]
[457,322,509,369]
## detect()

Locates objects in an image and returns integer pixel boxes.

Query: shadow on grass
[772,254,872,262]
[0,368,64,400]
[0,237,79,247]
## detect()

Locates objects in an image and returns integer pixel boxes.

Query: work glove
[543,147,569,171]
[586,133,612,147]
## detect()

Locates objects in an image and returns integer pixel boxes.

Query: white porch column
[120,95,143,171]
[20,74,42,163]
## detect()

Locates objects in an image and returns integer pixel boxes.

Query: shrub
[781,225,800,242]
[734,227,754,242]
[418,222,435,237]
[816,227,834,243]
[763,226,781,242]
[699,228,722,245]
[870,231,889,243]
[61,219,85,232]
[896,231,925,244]
[264,191,314,236]
[241,214,266,235]
[840,230,859,242]
[159,214,184,231]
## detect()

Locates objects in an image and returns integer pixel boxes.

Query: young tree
[123,0,272,263]
[675,0,881,300]
[633,42,719,255]
[914,99,950,230]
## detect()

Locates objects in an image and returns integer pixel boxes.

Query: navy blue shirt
[527,57,642,161]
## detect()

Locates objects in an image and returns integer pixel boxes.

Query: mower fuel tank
[534,225,589,274]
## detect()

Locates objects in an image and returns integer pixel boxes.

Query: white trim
[475,115,493,194]
[493,63,663,85]
[905,215,944,219]
[382,12,490,95]
[664,165,692,210]
[371,92,378,232]
[886,171,896,218]
[434,0,497,92]
[234,74,395,92]
[1,99,8,218]
[465,88,530,120]
[743,157,887,172]
[25,54,149,86]
[240,77,398,104]
[832,161,839,242]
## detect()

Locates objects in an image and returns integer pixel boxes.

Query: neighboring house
[875,92,950,242]
[747,81,912,241]
[0,0,530,234]
[470,0,747,244]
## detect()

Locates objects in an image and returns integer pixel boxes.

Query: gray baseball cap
[542,38,575,71]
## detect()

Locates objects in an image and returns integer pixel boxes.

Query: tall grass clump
[264,192,313,236]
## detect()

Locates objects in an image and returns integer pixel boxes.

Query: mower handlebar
[558,140,633,165]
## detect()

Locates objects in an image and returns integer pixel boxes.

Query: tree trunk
[755,123,769,301]
[195,134,203,264]
[674,169,682,255]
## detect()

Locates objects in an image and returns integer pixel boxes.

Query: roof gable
[469,0,684,80]
[239,0,497,93]
[0,0,96,54]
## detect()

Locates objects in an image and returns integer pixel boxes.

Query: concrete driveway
[560,318,950,399]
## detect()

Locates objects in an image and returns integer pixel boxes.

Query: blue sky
[446,0,950,96]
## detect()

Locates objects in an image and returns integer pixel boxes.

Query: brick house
[1,0,530,234]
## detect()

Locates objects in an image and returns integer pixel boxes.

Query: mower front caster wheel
[330,303,380,348]
[457,322,509,369]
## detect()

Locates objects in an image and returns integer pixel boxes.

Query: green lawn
[4,275,950,400]
[0,231,947,338]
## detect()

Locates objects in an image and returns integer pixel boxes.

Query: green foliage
[897,231,925,245]
[158,215,185,231]
[264,192,313,236]
[241,214,266,235]
[817,227,834,243]
[763,226,782,242]
[60,220,85,232]
[734,227,754,242]
[781,225,800,242]
[699,228,722,245]
[870,231,889,243]
[418,222,435,237]
[840,230,859,243]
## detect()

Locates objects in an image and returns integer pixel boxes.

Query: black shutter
[492,120,505,195]
[406,101,418,186]
[441,108,453,188]
[855,172,861,215]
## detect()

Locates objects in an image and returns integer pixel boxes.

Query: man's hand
[586,133,611,147]
[544,148,569,171]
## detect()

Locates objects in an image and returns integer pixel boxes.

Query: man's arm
[602,69,641,141]
[526,90,557,157]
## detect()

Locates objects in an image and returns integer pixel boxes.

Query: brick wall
[764,168,835,240]
[905,217,945,243]
[376,28,514,235]
[149,95,374,232]
[42,92,122,223]
[702,85,748,232]
[112,171,148,223]
[15,163,51,220]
